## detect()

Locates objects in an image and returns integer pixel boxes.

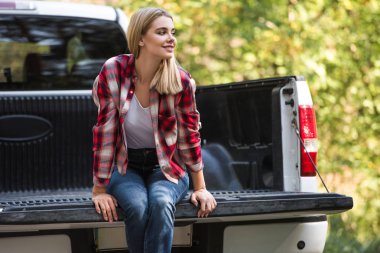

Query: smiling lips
[163,45,174,52]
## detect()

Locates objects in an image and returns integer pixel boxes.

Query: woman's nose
[167,33,175,42]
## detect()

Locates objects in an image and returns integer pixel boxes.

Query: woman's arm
[176,73,217,217]
[91,60,120,222]
[92,72,118,187]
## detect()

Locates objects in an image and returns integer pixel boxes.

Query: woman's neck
[134,54,161,85]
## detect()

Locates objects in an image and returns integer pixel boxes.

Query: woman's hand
[191,189,217,218]
[92,186,118,223]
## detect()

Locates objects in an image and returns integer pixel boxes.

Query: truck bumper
[223,219,327,253]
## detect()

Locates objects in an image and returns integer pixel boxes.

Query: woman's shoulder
[178,66,192,81]
[103,54,134,68]
[99,54,135,79]
[177,67,196,92]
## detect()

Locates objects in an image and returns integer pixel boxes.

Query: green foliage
[324,215,380,253]
[327,215,380,253]
[325,216,362,253]
[90,0,380,250]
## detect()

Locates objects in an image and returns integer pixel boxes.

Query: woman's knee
[149,195,175,216]
[125,200,148,220]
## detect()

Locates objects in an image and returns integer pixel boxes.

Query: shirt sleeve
[175,71,204,172]
[92,64,119,187]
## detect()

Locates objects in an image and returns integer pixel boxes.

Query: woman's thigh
[146,168,189,206]
[107,169,148,212]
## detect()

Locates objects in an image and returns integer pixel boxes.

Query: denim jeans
[107,148,189,253]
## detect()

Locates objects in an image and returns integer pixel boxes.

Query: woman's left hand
[191,189,217,218]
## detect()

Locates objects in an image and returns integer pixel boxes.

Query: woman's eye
[156,30,176,36]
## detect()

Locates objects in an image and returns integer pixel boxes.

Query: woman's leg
[107,169,148,253]
[144,168,189,253]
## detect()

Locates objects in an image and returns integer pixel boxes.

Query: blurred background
[65,0,380,251]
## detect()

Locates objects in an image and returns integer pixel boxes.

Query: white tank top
[124,94,155,148]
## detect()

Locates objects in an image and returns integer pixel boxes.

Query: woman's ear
[139,40,144,47]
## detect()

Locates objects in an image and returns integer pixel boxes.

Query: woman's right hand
[92,185,118,223]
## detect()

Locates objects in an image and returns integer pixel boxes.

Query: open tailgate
[0,190,353,230]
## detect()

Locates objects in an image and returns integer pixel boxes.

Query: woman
[91,7,217,253]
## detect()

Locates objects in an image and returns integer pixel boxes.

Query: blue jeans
[107,148,189,253]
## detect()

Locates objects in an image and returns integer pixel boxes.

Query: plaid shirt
[92,54,203,187]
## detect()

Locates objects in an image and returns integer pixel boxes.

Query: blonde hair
[127,7,182,95]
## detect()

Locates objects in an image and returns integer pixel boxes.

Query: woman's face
[140,16,176,60]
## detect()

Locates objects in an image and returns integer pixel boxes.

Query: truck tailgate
[0,190,353,228]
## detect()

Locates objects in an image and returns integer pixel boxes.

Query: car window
[0,15,127,90]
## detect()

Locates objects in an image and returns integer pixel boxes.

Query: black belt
[127,148,158,167]
[128,148,156,155]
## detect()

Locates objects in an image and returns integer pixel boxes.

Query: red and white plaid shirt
[92,54,203,187]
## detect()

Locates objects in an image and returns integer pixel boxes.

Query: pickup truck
[0,1,353,253]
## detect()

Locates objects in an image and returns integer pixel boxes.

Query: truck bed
[0,76,353,233]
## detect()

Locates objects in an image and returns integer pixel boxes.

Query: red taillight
[299,105,318,176]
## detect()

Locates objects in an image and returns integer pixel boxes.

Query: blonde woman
[91,7,216,253]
